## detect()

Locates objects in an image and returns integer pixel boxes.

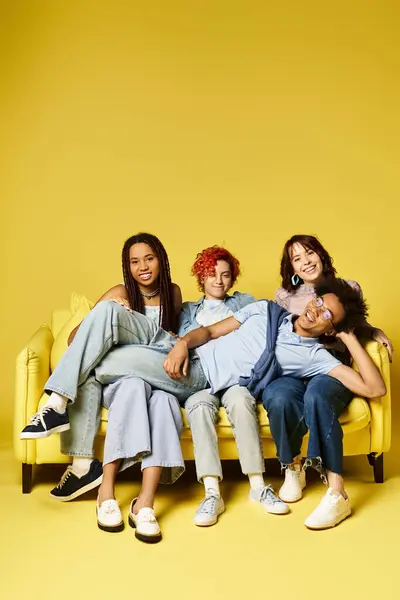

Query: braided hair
[121,233,176,331]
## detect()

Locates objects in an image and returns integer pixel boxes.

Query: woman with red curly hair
[178,246,290,527]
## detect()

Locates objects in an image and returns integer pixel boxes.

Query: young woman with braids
[21,233,184,541]
[262,234,393,529]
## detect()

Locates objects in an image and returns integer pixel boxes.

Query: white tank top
[145,305,161,325]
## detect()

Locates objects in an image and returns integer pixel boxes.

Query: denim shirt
[177,291,256,337]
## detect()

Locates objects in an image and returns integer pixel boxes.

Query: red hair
[191,246,241,291]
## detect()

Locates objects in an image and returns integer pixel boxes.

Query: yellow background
[0,0,398,462]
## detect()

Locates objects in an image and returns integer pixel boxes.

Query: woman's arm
[356,322,393,361]
[67,284,128,345]
[328,332,386,398]
[163,316,241,380]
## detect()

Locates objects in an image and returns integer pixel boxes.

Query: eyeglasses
[311,297,333,322]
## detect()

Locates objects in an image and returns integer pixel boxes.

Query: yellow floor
[1,444,399,600]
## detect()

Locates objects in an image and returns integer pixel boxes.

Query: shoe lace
[320,492,339,510]
[286,467,301,484]
[56,466,74,489]
[260,485,281,505]
[197,492,219,515]
[30,406,53,427]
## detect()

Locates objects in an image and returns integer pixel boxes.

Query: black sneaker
[50,459,103,501]
[20,406,70,439]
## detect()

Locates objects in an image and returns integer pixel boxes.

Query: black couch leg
[367,453,384,483]
[22,463,33,493]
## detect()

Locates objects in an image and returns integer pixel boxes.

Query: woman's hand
[372,328,394,362]
[334,330,356,343]
[163,340,189,380]
[111,297,133,312]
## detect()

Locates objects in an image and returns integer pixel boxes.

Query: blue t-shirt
[196,301,341,394]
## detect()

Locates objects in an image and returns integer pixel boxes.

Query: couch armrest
[14,324,54,462]
[353,340,391,453]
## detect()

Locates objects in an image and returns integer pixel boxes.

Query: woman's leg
[262,377,308,502]
[98,459,122,502]
[140,390,184,485]
[221,385,289,515]
[45,302,161,401]
[49,375,104,501]
[131,466,163,513]
[97,376,154,534]
[302,375,353,529]
[129,388,184,543]
[303,374,353,484]
[20,302,165,439]
[262,377,308,465]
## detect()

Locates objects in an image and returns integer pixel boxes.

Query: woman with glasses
[262,234,393,529]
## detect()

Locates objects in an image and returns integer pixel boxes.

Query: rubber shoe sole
[194,503,225,527]
[279,487,304,503]
[128,514,162,543]
[97,513,124,533]
[20,423,71,440]
[249,495,290,515]
[49,473,103,502]
[305,507,352,530]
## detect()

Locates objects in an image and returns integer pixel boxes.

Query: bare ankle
[98,486,115,504]
[132,494,154,514]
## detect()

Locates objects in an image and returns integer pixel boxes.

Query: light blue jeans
[50,301,207,456]
[46,300,208,403]
[185,386,265,481]
[103,377,185,484]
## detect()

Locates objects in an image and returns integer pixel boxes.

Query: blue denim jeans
[103,377,185,484]
[48,301,207,457]
[46,300,207,403]
[262,375,353,475]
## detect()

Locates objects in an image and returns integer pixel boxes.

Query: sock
[248,473,265,491]
[203,476,220,497]
[45,392,68,414]
[72,457,93,476]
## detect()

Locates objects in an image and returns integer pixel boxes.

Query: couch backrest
[51,309,72,338]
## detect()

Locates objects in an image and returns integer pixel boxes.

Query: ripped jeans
[262,375,353,477]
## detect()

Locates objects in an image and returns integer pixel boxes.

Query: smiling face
[290,242,324,285]
[202,260,233,300]
[295,293,346,337]
[129,243,160,289]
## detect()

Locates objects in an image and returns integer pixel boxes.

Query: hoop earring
[291,274,301,286]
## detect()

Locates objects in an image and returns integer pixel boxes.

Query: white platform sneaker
[279,465,306,503]
[304,488,351,530]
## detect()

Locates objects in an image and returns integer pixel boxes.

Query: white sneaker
[304,488,351,530]
[250,485,290,515]
[96,498,124,533]
[279,465,306,503]
[194,492,225,527]
[128,498,162,543]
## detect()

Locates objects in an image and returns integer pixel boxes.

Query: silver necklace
[140,288,159,299]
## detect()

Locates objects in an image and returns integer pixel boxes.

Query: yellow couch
[14,300,391,493]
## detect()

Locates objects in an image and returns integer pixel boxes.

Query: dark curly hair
[191,246,240,292]
[315,278,368,333]
[280,235,337,292]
